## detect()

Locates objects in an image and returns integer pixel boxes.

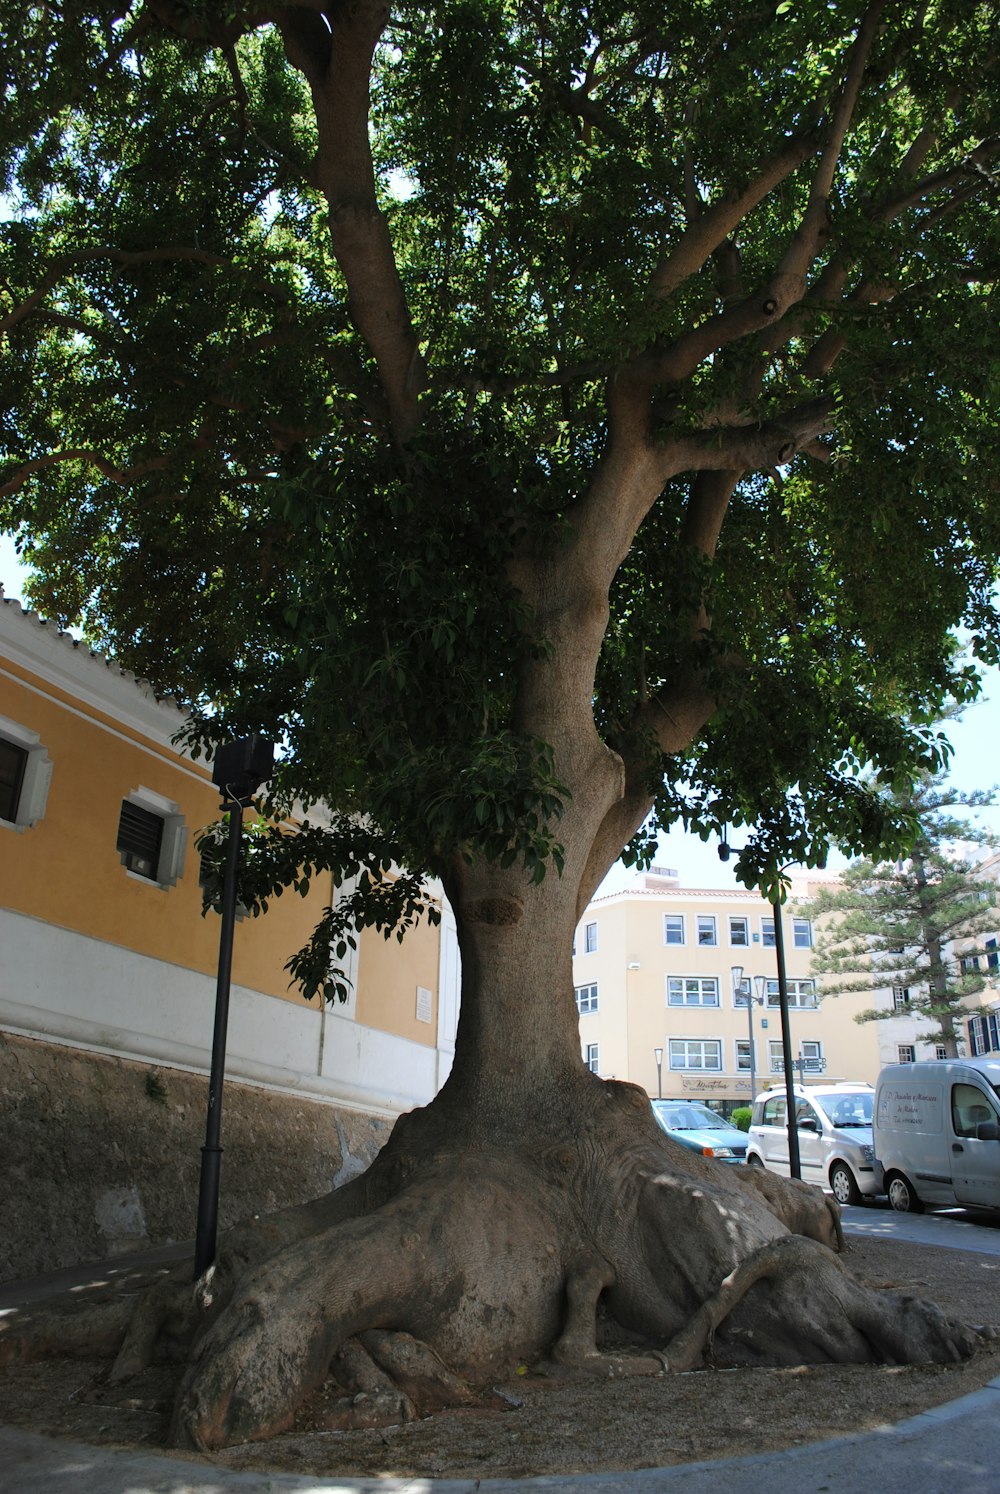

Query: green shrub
[731,1107,752,1133]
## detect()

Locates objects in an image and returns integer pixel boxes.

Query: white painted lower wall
[0,908,450,1116]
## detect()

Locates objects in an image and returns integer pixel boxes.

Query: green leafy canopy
[2,2,1000,987]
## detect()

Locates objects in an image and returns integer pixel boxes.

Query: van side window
[952,1083,997,1139]
[795,1099,818,1127]
[762,1096,786,1128]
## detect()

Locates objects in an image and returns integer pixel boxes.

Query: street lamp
[732,964,765,1109]
[193,734,275,1280]
[654,1045,663,1099]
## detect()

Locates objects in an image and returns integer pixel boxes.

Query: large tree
[2,0,1000,1451]
[808,772,999,1057]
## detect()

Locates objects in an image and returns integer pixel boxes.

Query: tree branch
[0,448,172,500]
[0,248,238,336]
[280,2,426,445]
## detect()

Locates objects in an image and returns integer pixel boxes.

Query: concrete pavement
[3,1210,1000,1493]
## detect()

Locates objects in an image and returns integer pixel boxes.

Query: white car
[746,1083,879,1205]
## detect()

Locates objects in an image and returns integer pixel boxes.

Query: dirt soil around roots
[2,1236,1000,1481]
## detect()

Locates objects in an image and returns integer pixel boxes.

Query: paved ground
[3,1206,1000,1493]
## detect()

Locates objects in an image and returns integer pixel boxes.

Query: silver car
[746,1083,879,1204]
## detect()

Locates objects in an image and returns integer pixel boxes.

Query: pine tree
[808,776,998,1057]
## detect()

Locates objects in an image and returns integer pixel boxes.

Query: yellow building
[0,591,458,1278]
[573,866,882,1111]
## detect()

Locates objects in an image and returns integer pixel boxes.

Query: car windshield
[655,1103,734,1131]
[820,1092,873,1127]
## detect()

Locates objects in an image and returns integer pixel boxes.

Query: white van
[873,1057,1000,1213]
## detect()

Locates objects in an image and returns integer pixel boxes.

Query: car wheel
[746,1154,764,1167]
[886,1172,924,1214]
[830,1162,861,1207]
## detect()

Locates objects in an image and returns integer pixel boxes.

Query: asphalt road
[841,1197,1000,1253]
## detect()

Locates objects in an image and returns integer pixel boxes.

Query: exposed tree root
[0,1095,988,1452]
[735,1164,846,1251]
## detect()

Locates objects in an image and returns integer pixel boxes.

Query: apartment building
[573,866,883,1112]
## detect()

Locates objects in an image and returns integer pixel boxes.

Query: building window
[667,976,720,1007]
[764,978,817,1009]
[768,1041,786,1074]
[898,1044,916,1064]
[575,983,598,1015]
[697,915,717,946]
[968,1013,1000,1056]
[664,914,685,945]
[799,1041,824,1073]
[118,800,164,879]
[116,787,187,887]
[761,916,776,948]
[935,1045,948,1061]
[892,985,910,1010]
[986,937,999,973]
[961,954,981,975]
[669,1039,722,1071]
[736,1039,753,1071]
[0,716,52,830]
[729,916,749,946]
[792,918,813,948]
[584,921,598,954]
[0,738,27,822]
[584,1042,600,1074]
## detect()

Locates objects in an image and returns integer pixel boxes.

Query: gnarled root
[661,1232,982,1373]
[169,1161,566,1450]
[735,1166,846,1252]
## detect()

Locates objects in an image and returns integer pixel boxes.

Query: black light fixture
[193,734,275,1280]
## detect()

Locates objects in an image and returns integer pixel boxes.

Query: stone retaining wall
[0,1031,392,1282]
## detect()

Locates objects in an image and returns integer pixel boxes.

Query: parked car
[746,1083,878,1204]
[874,1057,1000,1213]
[651,1100,749,1162]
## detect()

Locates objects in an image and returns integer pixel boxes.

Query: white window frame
[583,920,598,954]
[735,1038,753,1071]
[767,1040,786,1074]
[892,985,911,1010]
[792,918,813,948]
[669,1038,722,1072]
[664,914,686,946]
[729,916,749,946]
[696,915,717,947]
[898,1043,916,1064]
[667,976,720,1007]
[575,983,598,1015]
[584,1042,600,1074]
[799,1041,823,1071]
[0,715,52,831]
[118,785,187,888]
[764,978,817,1009]
[761,915,776,948]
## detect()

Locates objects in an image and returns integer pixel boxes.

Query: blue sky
[4,529,999,888]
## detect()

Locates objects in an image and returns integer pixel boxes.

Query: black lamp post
[193,734,275,1280]
[720,839,801,1180]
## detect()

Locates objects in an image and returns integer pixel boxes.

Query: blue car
[652,1099,749,1163]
